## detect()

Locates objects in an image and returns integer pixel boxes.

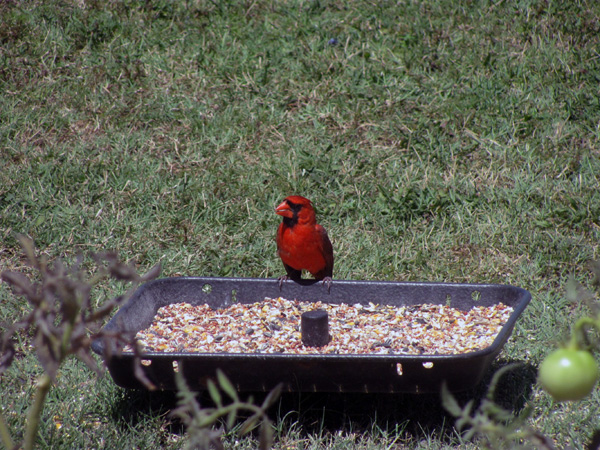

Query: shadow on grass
[108,359,538,443]
[270,359,538,440]
[110,389,181,432]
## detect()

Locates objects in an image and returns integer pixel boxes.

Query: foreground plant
[443,261,600,449]
[442,364,557,450]
[171,368,281,450]
[0,235,160,450]
[538,264,600,402]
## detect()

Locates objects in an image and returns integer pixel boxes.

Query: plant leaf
[1,271,35,299]
[226,408,237,430]
[441,382,462,417]
[34,333,59,380]
[216,369,238,401]
[0,339,15,376]
[456,416,471,432]
[565,275,580,304]
[589,260,600,287]
[487,363,520,401]
[258,420,274,450]
[261,383,283,410]
[462,399,474,418]
[238,413,260,436]
[207,379,222,408]
[133,356,156,390]
[16,234,38,268]
[141,263,162,281]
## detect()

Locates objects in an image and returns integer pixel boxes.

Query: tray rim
[92,276,531,360]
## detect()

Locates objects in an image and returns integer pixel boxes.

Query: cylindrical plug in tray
[301,310,330,347]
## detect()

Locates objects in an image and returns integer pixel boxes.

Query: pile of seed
[133,297,514,355]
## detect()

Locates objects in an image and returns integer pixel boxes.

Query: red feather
[275,196,334,282]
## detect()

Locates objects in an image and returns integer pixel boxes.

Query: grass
[1,0,600,448]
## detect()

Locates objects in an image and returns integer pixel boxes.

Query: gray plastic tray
[91,277,530,393]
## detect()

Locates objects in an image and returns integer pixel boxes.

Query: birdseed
[133,298,514,355]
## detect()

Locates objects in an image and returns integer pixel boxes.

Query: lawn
[1,0,600,448]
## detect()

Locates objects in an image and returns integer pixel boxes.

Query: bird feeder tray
[91,277,530,393]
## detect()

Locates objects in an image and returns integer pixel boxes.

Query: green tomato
[538,348,599,402]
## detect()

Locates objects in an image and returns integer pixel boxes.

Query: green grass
[1,0,600,448]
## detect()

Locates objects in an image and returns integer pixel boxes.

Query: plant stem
[571,316,600,349]
[23,374,52,450]
[62,320,74,356]
[0,410,15,450]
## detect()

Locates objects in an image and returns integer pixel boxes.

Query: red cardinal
[275,195,334,289]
